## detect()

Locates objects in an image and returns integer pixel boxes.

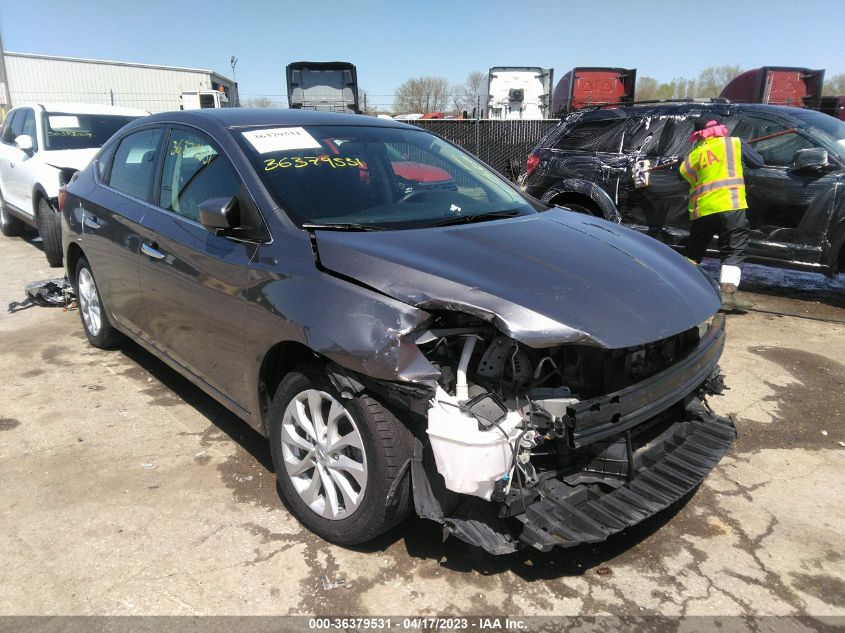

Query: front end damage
[329,310,734,555]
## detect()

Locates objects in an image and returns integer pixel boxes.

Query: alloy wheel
[280,389,368,520]
[77,267,102,336]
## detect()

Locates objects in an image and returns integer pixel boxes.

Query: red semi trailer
[551,67,636,118]
[719,67,825,109]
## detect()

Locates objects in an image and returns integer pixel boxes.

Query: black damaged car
[61,108,734,554]
[522,102,845,276]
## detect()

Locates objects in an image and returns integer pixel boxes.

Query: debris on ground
[320,575,347,590]
[141,463,158,470]
[8,278,75,312]
[596,566,613,576]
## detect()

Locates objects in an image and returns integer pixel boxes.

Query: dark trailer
[286,61,360,114]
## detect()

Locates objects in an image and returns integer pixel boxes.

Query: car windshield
[790,109,845,156]
[42,113,138,151]
[234,124,540,229]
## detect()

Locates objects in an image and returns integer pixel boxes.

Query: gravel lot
[1,230,844,619]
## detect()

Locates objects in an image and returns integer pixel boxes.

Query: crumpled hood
[314,209,721,349]
[42,148,98,171]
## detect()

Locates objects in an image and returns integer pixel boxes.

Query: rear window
[554,118,627,152]
[234,124,538,229]
[42,113,138,151]
[106,128,163,202]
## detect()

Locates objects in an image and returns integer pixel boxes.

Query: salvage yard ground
[1,231,844,617]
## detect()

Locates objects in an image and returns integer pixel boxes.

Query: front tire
[268,369,415,545]
[0,193,24,237]
[74,257,124,349]
[36,198,63,267]
[560,201,600,216]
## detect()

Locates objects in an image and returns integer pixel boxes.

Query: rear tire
[74,257,124,349]
[268,369,415,545]
[36,198,63,267]
[0,193,24,237]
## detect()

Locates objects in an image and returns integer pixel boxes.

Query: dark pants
[686,209,750,266]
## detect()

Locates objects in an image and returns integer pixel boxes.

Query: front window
[42,113,138,151]
[731,116,816,167]
[788,109,845,160]
[234,124,538,229]
[160,128,241,222]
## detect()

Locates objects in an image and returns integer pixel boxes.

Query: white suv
[0,103,146,266]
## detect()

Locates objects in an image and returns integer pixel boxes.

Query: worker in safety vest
[679,116,763,310]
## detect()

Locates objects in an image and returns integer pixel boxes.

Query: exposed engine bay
[393,310,734,554]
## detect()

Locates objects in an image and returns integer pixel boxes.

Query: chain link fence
[404,119,560,180]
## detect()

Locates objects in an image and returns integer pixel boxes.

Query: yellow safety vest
[679,136,748,220]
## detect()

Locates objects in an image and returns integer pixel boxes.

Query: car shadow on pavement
[117,338,691,578]
[119,340,275,473]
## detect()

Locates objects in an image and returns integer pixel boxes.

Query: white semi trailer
[483,67,554,120]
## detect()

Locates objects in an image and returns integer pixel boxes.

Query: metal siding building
[4,52,238,113]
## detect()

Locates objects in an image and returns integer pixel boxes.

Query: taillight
[525,153,540,178]
[58,186,68,213]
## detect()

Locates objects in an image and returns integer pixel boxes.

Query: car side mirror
[198,196,240,235]
[792,147,829,171]
[14,135,34,153]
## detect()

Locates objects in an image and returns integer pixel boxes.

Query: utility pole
[0,31,13,118]
[230,56,239,107]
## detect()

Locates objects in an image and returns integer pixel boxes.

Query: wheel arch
[541,178,622,222]
[31,184,53,215]
[65,242,85,280]
[257,340,323,431]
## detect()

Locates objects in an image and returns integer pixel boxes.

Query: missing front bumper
[518,402,735,551]
[424,397,735,554]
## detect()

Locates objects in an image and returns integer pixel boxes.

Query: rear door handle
[141,242,165,260]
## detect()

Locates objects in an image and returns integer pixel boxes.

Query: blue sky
[2,0,844,108]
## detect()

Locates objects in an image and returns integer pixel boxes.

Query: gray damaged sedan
[61,109,734,554]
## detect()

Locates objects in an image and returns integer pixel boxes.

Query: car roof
[576,102,810,122]
[19,103,149,117]
[140,107,415,130]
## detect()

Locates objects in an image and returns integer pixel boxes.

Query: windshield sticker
[264,156,363,171]
[242,127,322,154]
[48,115,81,129]
[48,130,92,137]
[170,138,216,165]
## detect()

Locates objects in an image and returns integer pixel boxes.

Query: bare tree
[636,76,695,101]
[393,76,452,114]
[244,96,276,108]
[636,76,660,101]
[696,65,743,98]
[659,77,696,100]
[357,87,369,114]
[453,71,486,114]
[823,73,845,96]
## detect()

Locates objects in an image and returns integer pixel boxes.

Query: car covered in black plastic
[522,102,845,276]
[61,108,734,554]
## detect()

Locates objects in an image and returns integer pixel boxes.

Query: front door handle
[141,242,165,260]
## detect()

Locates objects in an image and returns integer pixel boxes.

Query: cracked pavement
[1,231,843,617]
